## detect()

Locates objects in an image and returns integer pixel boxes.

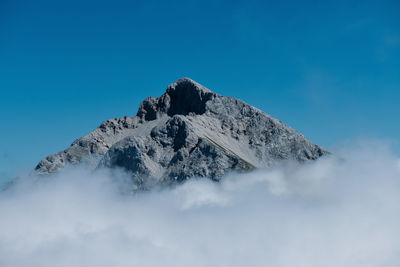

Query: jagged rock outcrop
[35,77,328,187]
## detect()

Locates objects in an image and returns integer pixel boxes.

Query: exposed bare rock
[35,77,328,187]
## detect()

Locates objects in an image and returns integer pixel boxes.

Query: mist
[1,142,400,267]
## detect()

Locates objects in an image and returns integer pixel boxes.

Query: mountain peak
[35,78,329,188]
[137,78,217,120]
[167,77,214,95]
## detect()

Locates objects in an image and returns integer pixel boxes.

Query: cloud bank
[1,143,400,267]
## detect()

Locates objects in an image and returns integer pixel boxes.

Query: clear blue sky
[1,0,399,183]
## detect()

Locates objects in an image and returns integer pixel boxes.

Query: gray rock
[35,77,329,187]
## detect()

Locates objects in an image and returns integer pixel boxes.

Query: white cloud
[0,143,400,267]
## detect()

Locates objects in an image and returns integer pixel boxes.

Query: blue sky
[0,0,399,183]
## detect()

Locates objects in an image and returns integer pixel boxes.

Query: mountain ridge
[35,77,328,187]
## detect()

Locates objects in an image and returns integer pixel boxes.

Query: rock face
[35,77,328,187]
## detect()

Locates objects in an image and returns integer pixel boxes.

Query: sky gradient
[1,0,399,183]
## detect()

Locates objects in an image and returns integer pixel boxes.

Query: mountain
[35,78,328,187]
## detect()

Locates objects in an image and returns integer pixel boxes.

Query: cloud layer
[1,143,400,267]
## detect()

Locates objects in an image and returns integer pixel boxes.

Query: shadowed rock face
[165,78,215,116]
[35,77,329,187]
[136,78,216,120]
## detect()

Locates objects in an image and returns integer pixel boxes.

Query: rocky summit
[35,78,328,187]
